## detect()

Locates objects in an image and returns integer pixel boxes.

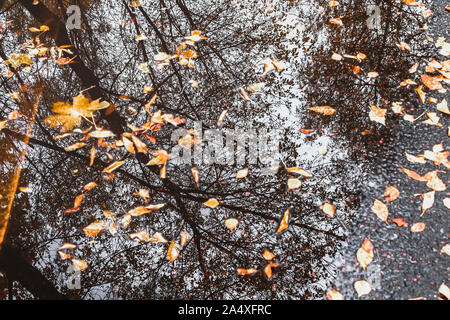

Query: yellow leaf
[224,218,239,231]
[44,94,110,132]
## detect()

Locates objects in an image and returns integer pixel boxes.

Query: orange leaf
[309,106,335,115]
[276,208,290,233]
[384,186,400,203]
[72,259,88,271]
[401,168,427,181]
[167,240,179,261]
[262,250,276,260]
[237,268,258,275]
[204,198,219,208]
[389,218,408,227]
[102,160,125,173]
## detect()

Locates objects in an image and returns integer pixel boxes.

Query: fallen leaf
[237,268,258,275]
[440,244,450,256]
[390,217,408,227]
[204,198,219,208]
[127,206,151,217]
[320,202,335,218]
[224,218,239,231]
[83,220,107,237]
[72,259,88,271]
[167,240,179,261]
[309,106,335,115]
[262,250,276,260]
[438,283,450,299]
[64,142,86,152]
[356,238,374,269]
[384,186,400,203]
[371,199,389,222]
[421,191,435,215]
[411,222,425,233]
[150,232,168,243]
[236,168,248,179]
[326,289,344,300]
[401,168,427,181]
[369,105,386,125]
[264,262,278,279]
[102,160,125,173]
[180,231,189,246]
[354,280,371,297]
[405,153,426,164]
[276,208,290,233]
[129,230,150,242]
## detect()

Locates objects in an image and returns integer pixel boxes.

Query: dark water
[0,0,448,299]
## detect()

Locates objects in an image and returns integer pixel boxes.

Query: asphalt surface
[331,0,449,300]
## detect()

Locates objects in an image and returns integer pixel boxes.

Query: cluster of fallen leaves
[326,0,449,300]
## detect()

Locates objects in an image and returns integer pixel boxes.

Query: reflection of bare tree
[0,0,436,299]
